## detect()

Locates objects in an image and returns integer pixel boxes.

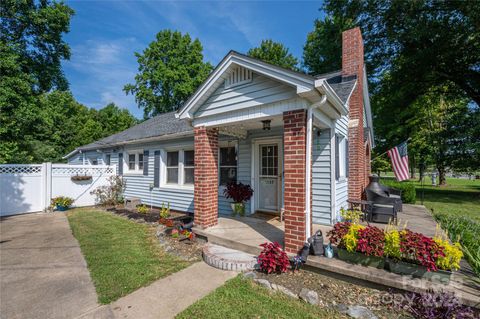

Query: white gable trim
[176,51,315,120]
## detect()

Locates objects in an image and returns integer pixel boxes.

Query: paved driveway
[0,213,98,319]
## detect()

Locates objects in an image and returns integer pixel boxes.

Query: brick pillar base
[283,110,307,254]
[194,126,218,228]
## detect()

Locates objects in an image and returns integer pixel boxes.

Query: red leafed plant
[257,242,290,274]
[356,226,385,257]
[327,222,351,249]
[399,230,445,272]
[223,182,253,203]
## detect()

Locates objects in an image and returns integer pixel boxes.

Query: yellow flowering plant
[343,224,364,252]
[340,208,363,224]
[434,226,463,271]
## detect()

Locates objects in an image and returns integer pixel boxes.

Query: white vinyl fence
[0,163,115,217]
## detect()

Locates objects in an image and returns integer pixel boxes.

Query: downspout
[305,94,327,240]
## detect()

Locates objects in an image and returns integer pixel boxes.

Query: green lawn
[412,177,480,221]
[176,276,345,319]
[67,209,190,304]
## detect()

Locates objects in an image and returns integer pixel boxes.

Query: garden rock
[254,279,271,289]
[242,271,257,280]
[299,288,318,305]
[275,285,298,299]
[339,305,377,319]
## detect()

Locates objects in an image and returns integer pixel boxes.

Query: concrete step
[203,243,257,272]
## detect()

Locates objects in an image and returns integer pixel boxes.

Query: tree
[97,103,138,137]
[0,41,37,163]
[0,0,74,92]
[124,30,212,118]
[247,39,299,71]
[303,15,355,75]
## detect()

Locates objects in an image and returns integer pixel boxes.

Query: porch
[193,204,480,308]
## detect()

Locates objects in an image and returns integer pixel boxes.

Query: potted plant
[223,182,253,216]
[51,196,74,211]
[387,229,446,278]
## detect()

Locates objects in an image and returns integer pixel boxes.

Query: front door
[257,143,282,212]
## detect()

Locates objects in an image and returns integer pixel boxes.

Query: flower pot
[386,259,452,284]
[337,249,385,269]
[56,205,69,211]
[230,202,245,216]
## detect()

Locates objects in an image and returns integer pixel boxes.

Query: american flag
[387,141,410,181]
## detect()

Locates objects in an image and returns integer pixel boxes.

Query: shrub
[137,204,148,214]
[51,196,74,208]
[257,242,290,274]
[223,182,253,203]
[90,175,125,207]
[435,213,479,276]
[343,224,364,253]
[380,178,416,203]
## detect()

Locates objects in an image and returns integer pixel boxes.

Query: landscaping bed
[156,224,204,262]
[107,205,191,225]
[254,270,403,318]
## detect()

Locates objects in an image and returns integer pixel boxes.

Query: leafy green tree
[371,154,391,177]
[0,41,37,163]
[303,15,355,75]
[247,39,299,71]
[124,30,212,118]
[97,103,138,137]
[0,0,74,92]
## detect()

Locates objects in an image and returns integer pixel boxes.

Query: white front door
[256,142,282,212]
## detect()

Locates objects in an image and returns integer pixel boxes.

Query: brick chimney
[342,27,366,201]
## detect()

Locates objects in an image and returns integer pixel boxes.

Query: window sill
[158,184,194,192]
[123,172,144,176]
[336,177,348,183]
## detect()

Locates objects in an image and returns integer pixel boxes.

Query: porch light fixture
[262,120,271,131]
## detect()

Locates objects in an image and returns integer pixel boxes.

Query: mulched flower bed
[255,270,407,319]
[106,205,192,225]
[156,227,204,262]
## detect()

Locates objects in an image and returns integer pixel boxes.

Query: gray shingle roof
[77,111,192,151]
[320,71,357,104]
[70,65,358,156]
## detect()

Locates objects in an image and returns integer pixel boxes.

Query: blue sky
[63,1,323,118]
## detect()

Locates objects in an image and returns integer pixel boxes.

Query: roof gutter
[314,79,349,116]
[305,94,328,241]
[63,131,194,157]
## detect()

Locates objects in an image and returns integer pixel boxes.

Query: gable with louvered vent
[224,66,252,89]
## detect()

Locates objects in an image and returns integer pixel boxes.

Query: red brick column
[343,27,366,201]
[283,109,307,254]
[194,126,218,228]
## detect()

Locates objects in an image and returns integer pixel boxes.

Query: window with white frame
[219,146,237,185]
[126,151,144,173]
[335,135,347,180]
[163,149,194,187]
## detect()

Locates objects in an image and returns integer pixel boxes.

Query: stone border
[202,243,257,272]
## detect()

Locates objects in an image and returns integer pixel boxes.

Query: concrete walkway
[0,212,99,319]
[79,262,236,319]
